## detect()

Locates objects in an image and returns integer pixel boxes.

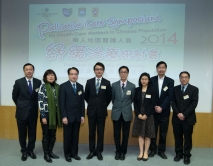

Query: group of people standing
[12,61,198,165]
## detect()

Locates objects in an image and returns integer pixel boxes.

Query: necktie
[96,79,100,94]
[73,84,76,94]
[182,86,185,94]
[28,80,33,95]
[122,83,125,92]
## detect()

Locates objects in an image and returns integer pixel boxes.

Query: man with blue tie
[149,61,174,159]
[12,63,41,161]
[111,66,135,160]
[172,71,199,165]
[85,62,112,160]
[59,67,85,162]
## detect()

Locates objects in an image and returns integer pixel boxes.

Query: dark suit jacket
[134,87,156,117]
[151,76,174,117]
[85,77,112,117]
[171,84,199,125]
[12,77,41,120]
[59,81,85,123]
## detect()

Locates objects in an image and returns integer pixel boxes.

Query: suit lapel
[68,81,76,95]
[22,77,31,95]
[153,76,159,98]
[116,81,123,100]
[160,77,168,98]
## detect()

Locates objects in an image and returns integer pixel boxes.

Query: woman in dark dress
[132,72,156,161]
[38,69,62,163]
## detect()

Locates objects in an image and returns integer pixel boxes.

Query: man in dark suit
[85,62,112,160]
[111,66,135,160]
[12,63,41,161]
[172,71,199,165]
[59,67,85,162]
[149,61,174,159]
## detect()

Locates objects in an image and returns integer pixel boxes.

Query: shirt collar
[158,75,165,81]
[25,77,33,82]
[70,81,76,85]
[96,77,102,82]
[120,80,127,87]
[181,84,188,89]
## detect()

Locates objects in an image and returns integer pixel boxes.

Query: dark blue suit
[150,76,174,153]
[12,77,41,154]
[85,77,112,153]
[59,81,85,158]
[172,84,198,157]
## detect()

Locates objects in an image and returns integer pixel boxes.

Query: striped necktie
[96,79,100,94]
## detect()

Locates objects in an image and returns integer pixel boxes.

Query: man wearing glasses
[111,66,135,160]
[172,71,199,165]
[85,62,112,160]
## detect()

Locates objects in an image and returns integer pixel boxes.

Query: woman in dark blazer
[38,69,62,163]
[132,72,156,161]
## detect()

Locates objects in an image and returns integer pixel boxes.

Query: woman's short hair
[43,69,57,83]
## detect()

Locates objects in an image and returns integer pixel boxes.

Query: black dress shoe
[97,153,103,160]
[158,152,167,159]
[49,152,59,159]
[72,155,81,160]
[174,154,183,162]
[120,153,125,160]
[184,157,190,165]
[115,153,120,160]
[142,157,148,161]
[86,152,96,159]
[28,151,37,159]
[65,156,72,162]
[21,153,27,161]
[44,154,52,163]
[148,151,156,157]
[137,157,143,161]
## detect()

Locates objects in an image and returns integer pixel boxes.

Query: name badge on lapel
[163,86,168,91]
[146,94,151,98]
[35,88,39,92]
[101,85,106,89]
[183,95,189,100]
[126,90,131,95]
[78,91,82,95]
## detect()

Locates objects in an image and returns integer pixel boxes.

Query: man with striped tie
[111,66,135,160]
[85,62,112,160]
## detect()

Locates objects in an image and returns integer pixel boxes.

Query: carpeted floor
[0,139,213,166]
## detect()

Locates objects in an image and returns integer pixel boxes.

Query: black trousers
[150,116,169,152]
[172,122,193,157]
[88,113,106,153]
[113,114,131,154]
[16,113,37,154]
[40,116,57,153]
[63,119,80,158]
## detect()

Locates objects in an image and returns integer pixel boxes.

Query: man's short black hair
[156,61,167,68]
[67,67,79,75]
[23,63,34,70]
[179,71,190,78]
[93,62,105,71]
[118,66,129,73]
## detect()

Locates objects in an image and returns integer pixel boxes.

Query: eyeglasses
[95,68,103,71]
[180,76,189,79]
[120,72,128,74]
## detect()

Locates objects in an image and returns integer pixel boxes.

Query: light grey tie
[96,79,100,94]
